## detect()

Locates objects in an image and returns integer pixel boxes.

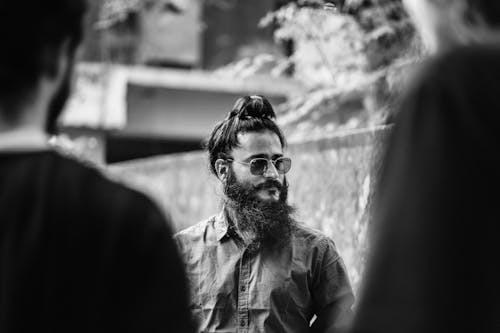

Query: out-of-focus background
[54,0,422,293]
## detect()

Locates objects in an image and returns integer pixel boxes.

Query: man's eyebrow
[246,153,283,160]
[246,153,267,160]
[271,153,284,159]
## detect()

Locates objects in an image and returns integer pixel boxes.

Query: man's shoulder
[292,224,344,267]
[294,223,331,241]
[293,223,337,251]
[54,151,166,222]
[51,150,129,190]
[174,216,216,242]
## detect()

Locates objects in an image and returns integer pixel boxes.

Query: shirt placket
[238,248,251,332]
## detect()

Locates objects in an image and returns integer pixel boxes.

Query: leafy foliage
[98,0,144,29]
[97,0,195,28]
[254,0,422,138]
[98,0,237,28]
[95,0,422,134]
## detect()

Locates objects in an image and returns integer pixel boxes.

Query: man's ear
[215,159,229,181]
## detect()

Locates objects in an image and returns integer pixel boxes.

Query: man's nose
[263,161,279,179]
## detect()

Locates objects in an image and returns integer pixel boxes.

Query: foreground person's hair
[0,0,87,120]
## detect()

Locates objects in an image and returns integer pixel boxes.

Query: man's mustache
[254,180,283,191]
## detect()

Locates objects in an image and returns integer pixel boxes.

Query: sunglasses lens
[275,158,291,174]
[250,159,268,175]
[248,158,292,175]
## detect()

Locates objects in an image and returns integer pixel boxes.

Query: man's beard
[223,170,296,251]
[45,60,73,135]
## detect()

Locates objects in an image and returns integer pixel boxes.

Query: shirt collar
[214,210,230,242]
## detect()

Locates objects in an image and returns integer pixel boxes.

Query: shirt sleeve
[310,238,355,333]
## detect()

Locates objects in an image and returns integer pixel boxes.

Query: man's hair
[0,1,87,119]
[206,95,286,176]
[466,0,500,27]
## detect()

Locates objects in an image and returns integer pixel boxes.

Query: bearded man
[175,95,354,333]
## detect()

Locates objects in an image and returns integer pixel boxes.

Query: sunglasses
[227,157,292,176]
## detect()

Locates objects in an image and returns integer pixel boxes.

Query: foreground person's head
[206,95,295,249]
[403,0,500,53]
[0,1,87,134]
[351,2,500,330]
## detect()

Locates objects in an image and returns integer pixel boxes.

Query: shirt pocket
[188,270,231,331]
[187,270,228,310]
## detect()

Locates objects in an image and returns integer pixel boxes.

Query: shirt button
[240,320,245,327]
[241,285,246,292]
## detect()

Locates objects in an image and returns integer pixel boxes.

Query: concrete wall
[108,126,390,293]
[123,84,288,139]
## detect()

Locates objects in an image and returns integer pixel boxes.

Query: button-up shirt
[175,212,354,333]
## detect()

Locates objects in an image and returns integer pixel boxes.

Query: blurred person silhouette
[175,95,354,333]
[351,0,500,332]
[0,1,193,332]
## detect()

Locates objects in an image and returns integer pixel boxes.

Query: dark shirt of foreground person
[350,44,500,333]
[0,150,194,333]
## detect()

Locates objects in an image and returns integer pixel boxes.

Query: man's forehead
[233,130,283,157]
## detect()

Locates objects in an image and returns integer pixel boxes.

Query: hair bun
[227,95,276,120]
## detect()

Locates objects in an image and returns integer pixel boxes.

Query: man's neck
[0,127,50,151]
[0,80,54,152]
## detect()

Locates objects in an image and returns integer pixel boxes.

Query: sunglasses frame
[227,157,292,176]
